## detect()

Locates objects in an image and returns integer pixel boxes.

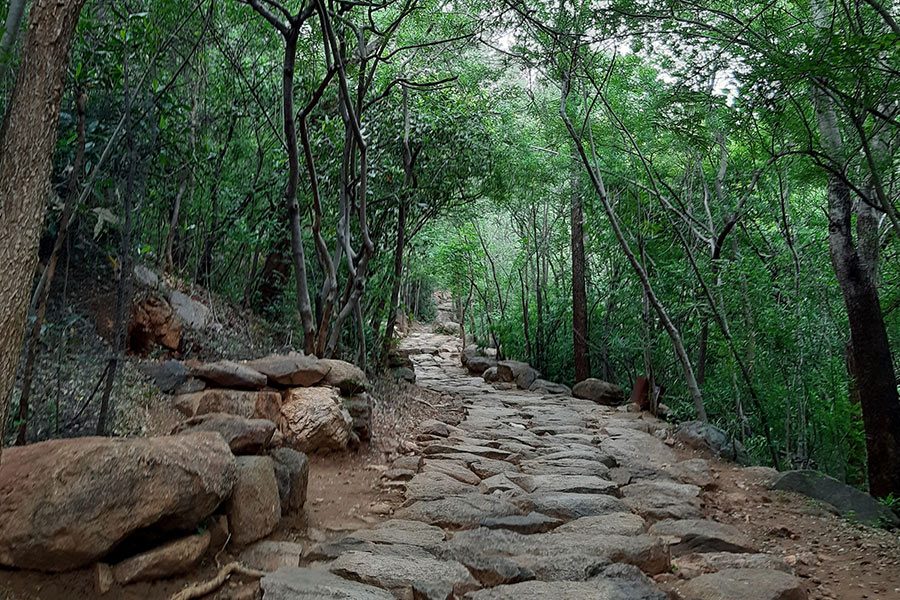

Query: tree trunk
[282,31,316,353]
[15,89,86,445]
[0,0,27,59]
[97,48,137,436]
[381,198,408,361]
[0,0,87,459]
[570,156,590,382]
[827,177,900,497]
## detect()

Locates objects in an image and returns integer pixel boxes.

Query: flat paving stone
[423,443,514,461]
[649,518,756,555]
[260,567,395,599]
[677,568,807,600]
[422,459,482,486]
[555,512,647,536]
[396,493,521,529]
[328,550,479,600]
[514,492,625,520]
[511,474,618,495]
[405,471,478,502]
[464,578,667,599]
[480,512,562,534]
[621,479,701,521]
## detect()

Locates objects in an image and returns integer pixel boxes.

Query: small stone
[95,563,114,595]
[239,541,303,572]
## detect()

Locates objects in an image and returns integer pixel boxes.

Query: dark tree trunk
[570,160,590,382]
[0,0,87,459]
[828,177,900,497]
[381,198,408,361]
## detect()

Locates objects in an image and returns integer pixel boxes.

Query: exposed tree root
[168,562,266,600]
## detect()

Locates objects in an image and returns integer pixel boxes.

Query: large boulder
[246,353,329,387]
[127,295,182,353]
[227,456,282,547]
[319,358,368,395]
[172,413,275,455]
[497,360,540,389]
[466,356,497,375]
[172,388,282,423]
[0,433,236,571]
[112,531,210,584]
[675,420,750,465]
[270,447,310,515]
[280,387,353,453]
[771,470,899,526]
[572,378,625,405]
[169,290,210,329]
[191,360,267,389]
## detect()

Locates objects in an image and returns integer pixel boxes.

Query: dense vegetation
[1,0,899,496]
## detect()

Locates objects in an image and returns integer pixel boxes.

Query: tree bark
[15,89,86,445]
[570,153,590,382]
[0,0,87,459]
[811,0,900,496]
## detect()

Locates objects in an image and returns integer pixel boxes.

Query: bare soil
[656,444,900,600]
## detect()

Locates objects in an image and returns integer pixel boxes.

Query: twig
[168,562,266,600]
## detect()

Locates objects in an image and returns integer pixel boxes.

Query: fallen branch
[168,562,266,600]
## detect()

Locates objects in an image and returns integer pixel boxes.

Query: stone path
[262,331,807,600]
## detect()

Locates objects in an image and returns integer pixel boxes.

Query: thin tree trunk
[0,0,27,59]
[570,153,590,382]
[15,90,86,445]
[282,31,316,353]
[0,0,87,458]
[560,70,707,422]
[97,48,137,436]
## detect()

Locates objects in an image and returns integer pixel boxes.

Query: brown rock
[112,531,210,584]
[319,359,368,394]
[172,413,276,455]
[0,433,235,571]
[279,387,352,453]
[246,353,329,387]
[227,456,281,547]
[572,378,625,405]
[127,294,182,353]
[192,360,267,389]
[173,389,282,423]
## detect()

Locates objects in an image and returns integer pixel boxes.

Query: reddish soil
[656,444,900,600]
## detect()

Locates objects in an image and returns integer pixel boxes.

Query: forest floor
[2,324,899,599]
